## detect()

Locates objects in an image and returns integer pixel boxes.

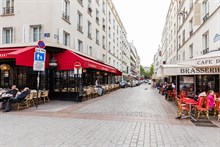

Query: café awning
[178,50,220,67]
[54,50,122,75]
[157,64,220,77]
[0,46,50,68]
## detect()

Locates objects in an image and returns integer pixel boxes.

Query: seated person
[3,87,30,112]
[0,85,18,102]
[207,90,215,115]
[6,85,18,98]
[187,87,198,101]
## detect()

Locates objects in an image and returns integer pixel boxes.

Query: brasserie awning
[54,50,122,75]
[0,46,50,67]
[157,64,220,77]
[178,50,220,67]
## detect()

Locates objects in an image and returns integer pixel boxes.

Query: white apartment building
[129,42,140,78]
[0,0,139,81]
[154,0,220,92]
[0,0,140,99]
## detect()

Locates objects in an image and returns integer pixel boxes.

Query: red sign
[74,62,81,69]
[38,40,45,49]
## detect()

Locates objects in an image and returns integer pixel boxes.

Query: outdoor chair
[177,98,190,118]
[33,90,42,104]
[192,96,204,109]
[41,90,50,103]
[17,94,30,111]
[214,100,220,121]
[195,100,210,120]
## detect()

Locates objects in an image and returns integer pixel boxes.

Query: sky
[112,0,170,67]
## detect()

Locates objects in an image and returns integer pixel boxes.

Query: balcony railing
[203,48,209,54]
[62,12,70,22]
[77,25,83,32]
[3,7,14,15]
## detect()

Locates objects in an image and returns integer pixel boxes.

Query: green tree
[140,65,146,76]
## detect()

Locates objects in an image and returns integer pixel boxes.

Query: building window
[109,57,111,64]
[182,51,185,61]
[113,19,115,29]
[178,35,181,48]
[103,54,105,62]
[3,27,13,44]
[3,0,14,15]
[203,0,209,22]
[109,27,111,38]
[88,21,92,39]
[62,0,70,22]
[189,0,194,10]
[78,39,83,51]
[109,11,111,23]
[102,18,106,31]
[189,44,193,58]
[109,42,111,53]
[96,9,99,24]
[31,25,42,42]
[87,0,92,16]
[182,30,185,43]
[102,0,105,14]
[113,46,115,55]
[96,29,99,45]
[203,32,209,54]
[77,11,83,32]
[117,26,119,35]
[102,35,105,49]
[189,18,193,36]
[113,33,115,43]
[88,46,92,56]
[77,0,83,6]
[63,31,70,46]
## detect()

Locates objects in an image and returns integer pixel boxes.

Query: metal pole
[36,71,40,109]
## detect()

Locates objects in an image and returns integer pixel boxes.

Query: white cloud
[112,0,170,66]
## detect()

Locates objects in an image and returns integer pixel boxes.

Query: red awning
[0,46,50,68]
[54,50,122,75]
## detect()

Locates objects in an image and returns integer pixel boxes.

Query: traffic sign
[38,40,45,49]
[34,52,45,62]
[35,48,46,52]
[33,51,46,71]
[74,62,81,69]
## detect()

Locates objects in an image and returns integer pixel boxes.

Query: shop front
[0,46,122,101]
[158,64,220,95]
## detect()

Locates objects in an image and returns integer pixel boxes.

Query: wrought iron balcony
[3,7,14,15]
[62,12,70,22]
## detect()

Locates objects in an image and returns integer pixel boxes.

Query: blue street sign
[44,33,50,37]
[34,52,45,62]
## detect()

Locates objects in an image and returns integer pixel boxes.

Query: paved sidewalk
[0,84,220,147]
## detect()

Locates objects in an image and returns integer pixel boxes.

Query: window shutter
[58,28,63,45]
[75,38,78,50]
[193,3,201,26]
[0,27,2,45]
[23,25,30,43]
[12,27,16,43]
[87,45,90,55]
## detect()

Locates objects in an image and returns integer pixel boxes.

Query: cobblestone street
[1,84,220,147]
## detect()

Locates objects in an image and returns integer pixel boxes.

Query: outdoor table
[184,99,198,121]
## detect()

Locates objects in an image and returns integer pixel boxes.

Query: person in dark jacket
[3,87,30,112]
[6,85,18,98]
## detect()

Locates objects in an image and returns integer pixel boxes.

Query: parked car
[148,80,152,85]
[119,81,129,88]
